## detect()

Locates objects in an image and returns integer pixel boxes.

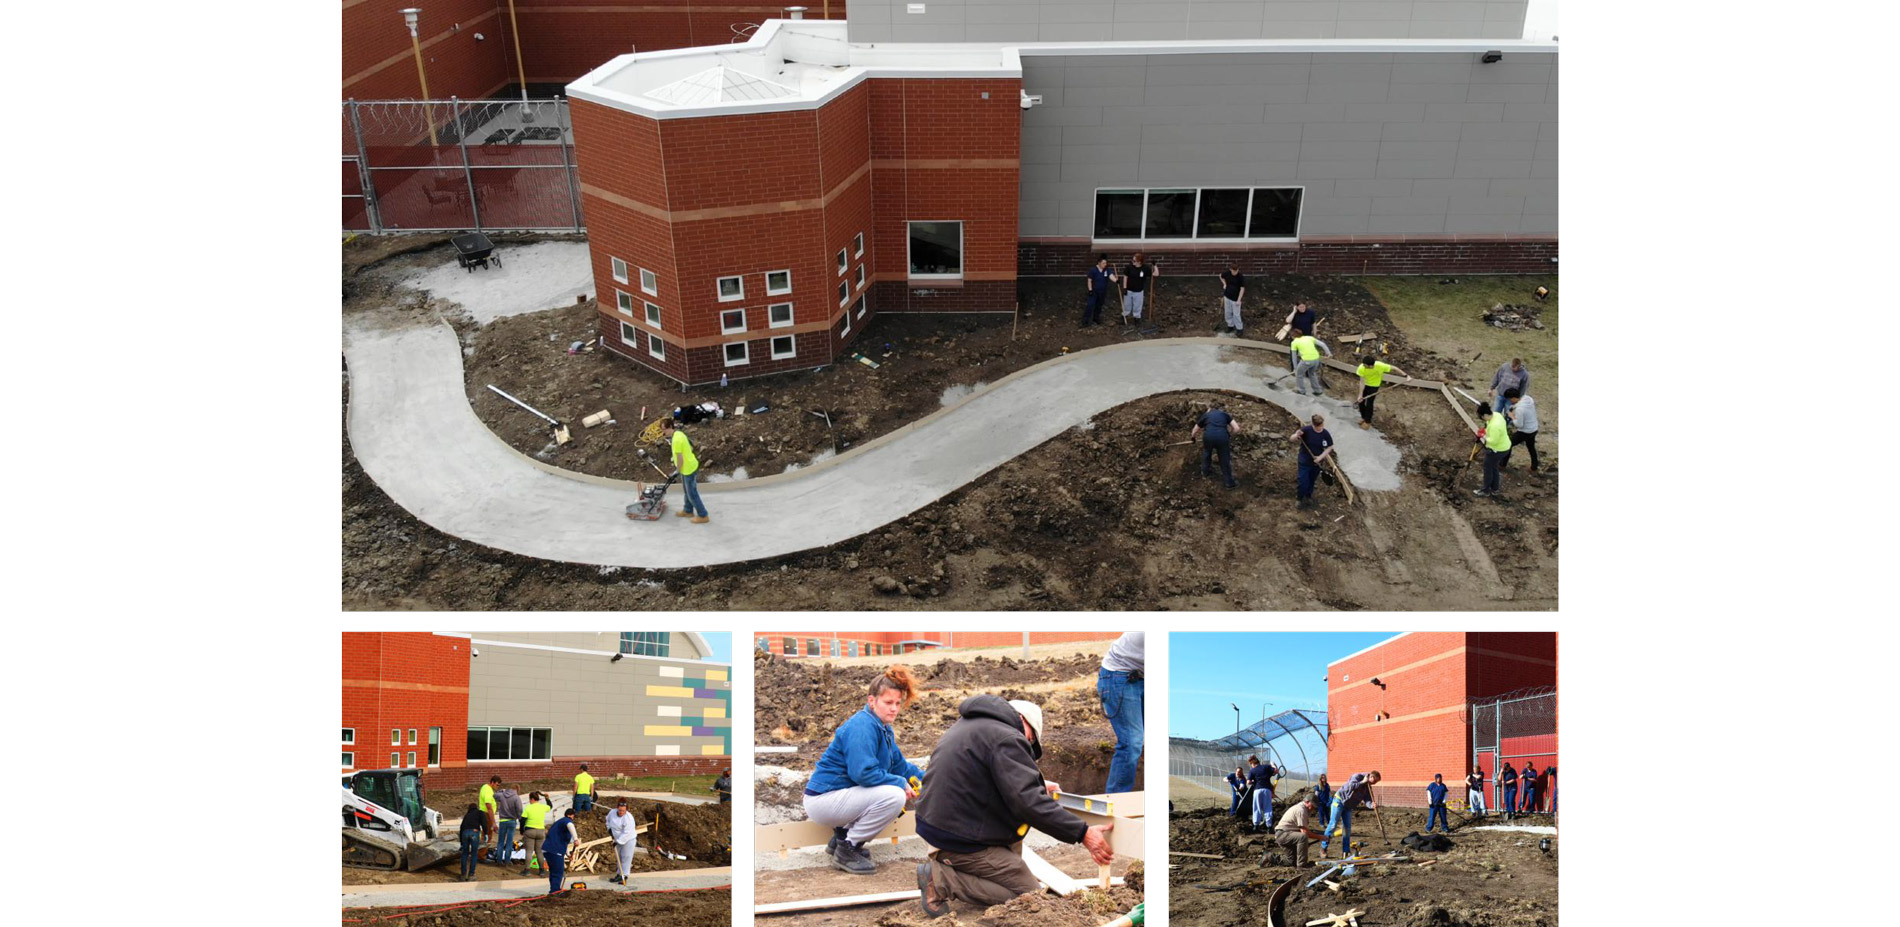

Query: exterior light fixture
[1481,50,1503,63]
[400,8,439,146]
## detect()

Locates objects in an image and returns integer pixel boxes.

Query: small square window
[717,276,744,302]
[771,335,796,359]
[342,752,354,769]
[837,248,848,275]
[620,320,640,346]
[724,341,750,367]
[640,268,658,296]
[855,264,866,289]
[854,296,866,319]
[838,280,849,306]
[769,303,794,328]
[342,729,355,745]
[853,232,865,257]
[611,257,629,284]
[408,729,418,745]
[407,752,417,768]
[645,302,663,329]
[766,270,792,295]
[841,311,850,335]
[616,290,634,316]
[721,308,747,335]
[649,334,667,361]
[390,729,400,746]
[390,753,400,768]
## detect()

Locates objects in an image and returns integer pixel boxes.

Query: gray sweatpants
[615,839,636,878]
[928,842,1041,907]
[1123,290,1146,319]
[803,784,907,843]
[1294,359,1326,396]
[1223,297,1244,331]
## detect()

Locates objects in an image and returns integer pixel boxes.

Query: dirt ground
[343,234,1557,610]
[343,785,730,886]
[753,649,1137,794]
[1169,803,1557,927]
[342,884,729,926]
[755,848,1142,927]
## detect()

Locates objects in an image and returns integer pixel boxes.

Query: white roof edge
[1325,632,1414,669]
[1010,38,1560,56]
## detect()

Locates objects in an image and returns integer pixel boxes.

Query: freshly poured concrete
[344,323,1404,568]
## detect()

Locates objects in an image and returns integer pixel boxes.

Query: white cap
[1008,699,1044,744]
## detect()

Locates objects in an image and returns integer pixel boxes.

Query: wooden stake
[1099,862,1112,890]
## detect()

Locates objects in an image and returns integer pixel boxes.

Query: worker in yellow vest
[1353,354,1409,429]
[519,791,551,876]
[1475,402,1512,498]
[1288,329,1333,397]
[574,764,597,812]
[662,419,709,524]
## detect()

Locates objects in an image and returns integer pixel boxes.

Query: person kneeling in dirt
[914,697,1115,917]
[804,666,926,875]
[1271,795,1323,868]
[1319,770,1380,858]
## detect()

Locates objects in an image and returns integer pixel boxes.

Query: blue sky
[1170,632,1395,741]
[702,632,731,663]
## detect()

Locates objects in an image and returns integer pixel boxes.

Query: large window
[468,726,553,761]
[908,221,963,278]
[620,632,670,657]
[1094,187,1304,241]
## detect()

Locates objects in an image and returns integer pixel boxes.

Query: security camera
[474,32,485,41]
[471,646,480,657]
[1020,90,1043,110]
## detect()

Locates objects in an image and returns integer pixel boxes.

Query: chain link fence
[1169,710,1328,808]
[1471,686,1557,815]
[343,98,584,234]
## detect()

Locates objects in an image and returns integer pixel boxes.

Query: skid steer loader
[341,768,461,871]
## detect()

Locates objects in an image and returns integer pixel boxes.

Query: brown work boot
[917,862,949,917]
[1359,421,1370,429]
[675,509,692,518]
[691,516,710,524]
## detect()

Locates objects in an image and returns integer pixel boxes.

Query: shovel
[488,384,571,445]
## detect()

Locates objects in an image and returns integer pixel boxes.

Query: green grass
[1353,274,1558,433]
[598,774,723,795]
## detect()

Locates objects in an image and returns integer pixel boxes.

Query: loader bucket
[405,838,462,872]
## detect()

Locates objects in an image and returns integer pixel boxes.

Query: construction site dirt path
[345,323,1405,568]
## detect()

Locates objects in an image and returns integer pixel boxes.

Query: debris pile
[1481,304,1545,331]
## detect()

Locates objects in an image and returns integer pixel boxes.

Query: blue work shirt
[1298,426,1334,464]
[1247,763,1275,788]
[806,706,924,794]
[1226,772,1246,793]
[541,816,579,856]
[1087,266,1113,297]
[1426,782,1448,806]
[1199,409,1234,440]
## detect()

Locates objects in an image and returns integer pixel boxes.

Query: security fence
[1471,686,1557,815]
[1169,709,1328,799]
[343,98,584,234]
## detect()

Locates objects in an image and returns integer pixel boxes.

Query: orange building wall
[756,631,1121,656]
[341,632,471,774]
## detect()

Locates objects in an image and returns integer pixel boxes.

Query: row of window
[341,727,442,769]
[620,632,670,657]
[469,726,554,762]
[610,257,660,296]
[1094,187,1304,241]
[758,637,926,657]
[837,232,866,276]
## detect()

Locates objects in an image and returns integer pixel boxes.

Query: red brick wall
[572,98,689,381]
[1019,237,1558,278]
[343,0,512,102]
[511,2,850,84]
[342,632,472,773]
[755,631,1121,655]
[421,755,728,789]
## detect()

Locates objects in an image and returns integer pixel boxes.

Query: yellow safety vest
[1357,361,1394,387]
[1291,336,1321,362]
[478,783,496,813]
[670,431,699,476]
[523,802,550,829]
[575,771,595,795]
[1484,412,1511,451]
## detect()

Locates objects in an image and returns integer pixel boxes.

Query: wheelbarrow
[452,232,500,271]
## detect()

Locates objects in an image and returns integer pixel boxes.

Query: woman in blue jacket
[803,666,926,875]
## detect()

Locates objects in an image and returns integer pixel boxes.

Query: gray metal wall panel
[1018,50,1555,239]
[847,0,1529,42]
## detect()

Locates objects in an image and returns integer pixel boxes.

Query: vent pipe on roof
[785,5,807,18]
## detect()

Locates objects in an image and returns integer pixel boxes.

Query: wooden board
[1048,810,1146,860]
[1440,384,1483,434]
[756,814,916,854]
[755,890,922,915]
[1169,852,1223,859]
[1023,847,1081,896]
[1336,332,1378,343]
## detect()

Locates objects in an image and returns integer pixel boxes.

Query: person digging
[913,696,1115,918]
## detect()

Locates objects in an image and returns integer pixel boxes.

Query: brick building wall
[756,630,1122,656]
[343,0,512,102]
[342,632,472,774]
[1326,632,1555,808]
[421,755,728,790]
[512,2,849,85]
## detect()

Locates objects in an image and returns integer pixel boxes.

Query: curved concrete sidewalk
[342,866,731,907]
[345,324,1403,568]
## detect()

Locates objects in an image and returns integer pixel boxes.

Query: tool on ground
[451,231,500,271]
[1372,806,1391,846]
[625,472,680,521]
[487,384,571,444]
[582,409,612,428]
[635,448,671,481]
[1449,384,1484,407]
[851,352,881,369]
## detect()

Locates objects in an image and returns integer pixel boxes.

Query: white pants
[616,839,636,878]
[1468,788,1487,815]
[1123,291,1146,319]
[803,784,907,844]
[1223,297,1243,330]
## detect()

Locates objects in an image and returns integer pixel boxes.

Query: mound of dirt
[568,799,730,867]
[342,884,729,926]
[873,881,1143,927]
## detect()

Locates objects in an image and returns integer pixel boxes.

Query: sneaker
[832,840,876,875]
[917,863,949,918]
[691,516,710,524]
[1472,489,1490,497]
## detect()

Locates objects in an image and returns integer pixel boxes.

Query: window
[841,310,850,335]
[782,637,795,654]
[391,729,400,746]
[343,752,354,769]
[855,296,866,319]
[855,264,866,290]
[620,320,640,348]
[721,308,747,335]
[725,341,750,367]
[391,753,400,768]
[620,632,670,657]
[467,726,553,761]
[640,268,659,296]
[717,276,743,302]
[768,303,794,328]
[1144,188,1197,238]
[1248,188,1304,239]
[807,638,820,656]
[838,280,850,306]
[1196,189,1250,238]
[908,221,963,277]
[649,334,666,361]
[771,335,796,360]
[407,751,417,768]
[1094,187,1306,240]
[854,232,865,257]
[836,248,848,275]
[408,729,418,745]
[343,729,355,745]
[645,302,663,329]
[1094,190,1144,238]
[757,637,769,652]
[616,290,634,317]
[766,269,792,295]
[847,641,859,657]
[611,257,629,284]
[428,727,441,767]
